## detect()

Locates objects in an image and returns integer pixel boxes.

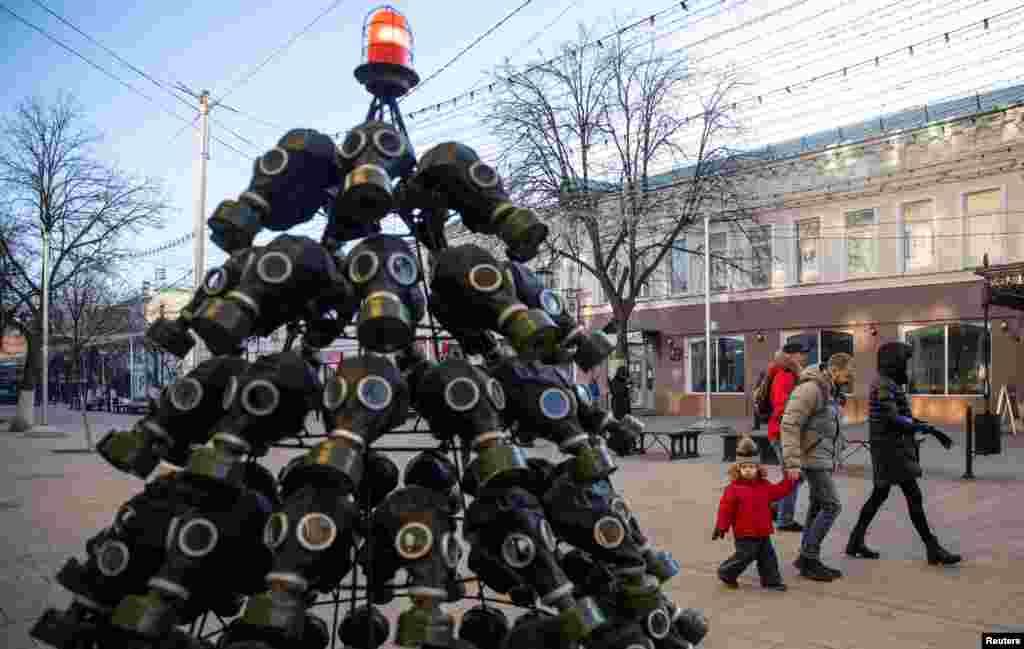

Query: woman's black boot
[926,538,962,566]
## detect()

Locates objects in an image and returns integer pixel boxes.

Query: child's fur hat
[728,435,768,481]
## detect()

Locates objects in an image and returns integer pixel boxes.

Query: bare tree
[0,93,167,431]
[50,270,133,447]
[483,22,759,369]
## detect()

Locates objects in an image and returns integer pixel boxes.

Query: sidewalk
[1,407,1022,648]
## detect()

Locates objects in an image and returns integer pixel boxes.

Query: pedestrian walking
[713,435,796,591]
[767,341,809,532]
[780,352,855,582]
[609,366,632,420]
[845,342,962,566]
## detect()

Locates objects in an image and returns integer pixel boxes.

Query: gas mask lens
[222,376,239,410]
[539,289,563,317]
[444,377,480,412]
[646,608,671,639]
[169,377,203,412]
[487,378,506,410]
[467,264,503,293]
[178,518,219,558]
[357,376,393,411]
[395,522,433,560]
[467,161,499,189]
[323,375,348,411]
[539,388,571,420]
[339,129,367,160]
[203,268,229,295]
[96,540,130,576]
[263,513,289,550]
[349,250,380,284]
[257,147,289,176]
[373,129,406,158]
[441,532,462,569]
[296,513,337,552]
[387,252,418,286]
[255,251,293,285]
[593,516,626,549]
[501,533,536,569]
[241,379,281,416]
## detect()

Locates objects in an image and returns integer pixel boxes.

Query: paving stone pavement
[1,405,1022,648]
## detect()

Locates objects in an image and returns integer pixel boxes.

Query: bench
[721,433,779,465]
[638,430,702,460]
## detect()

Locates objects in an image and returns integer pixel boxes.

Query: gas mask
[411,143,549,262]
[109,478,273,640]
[334,120,415,223]
[665,601,709,648]
[340,234,426,352]
[97,356,250,479]
[412,359,529,490]
[191,235,352,356]
[489,361,586,452]
[237,482,360,641]
[404,450,462,513]
[542,474,646,575]
[208,129,340,254]
[506,262,616,371]
[145,249,254,358]
[466,486,606,643]
[187,352,320,485]
[429,245,558,359]
[600,489,680,585]
[365,486,461,647]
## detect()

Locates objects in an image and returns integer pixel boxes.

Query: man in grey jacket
[780,352,855,582]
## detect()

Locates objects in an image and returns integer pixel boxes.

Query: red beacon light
[355,6,420,98]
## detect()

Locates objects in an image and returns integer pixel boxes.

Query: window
[749,225,771,289]
[965,188,1003,268]
[669,241,688,294]
[689,335,745,393]
[710,232,729,292]
[797,218,820,283]
[846,208,878,275]
[903,200,935,271]
[782,330,854,367]
[903,322,989,395]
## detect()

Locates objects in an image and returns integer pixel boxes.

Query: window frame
[669,239,689,295]
[779,328,855,368]
[747,224,773,290]
[960,185,1007,269]
[900,321,991,396]
[844,207,880,277]
[901,198,937,273]
[796,217,821,284]
[709,231,730,292]
[687,334,745,394]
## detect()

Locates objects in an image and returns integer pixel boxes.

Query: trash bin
[974,413,1002,455]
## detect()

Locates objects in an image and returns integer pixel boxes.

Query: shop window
[689,335,745,393]
[903,322,989,395]
[782,330,854,368]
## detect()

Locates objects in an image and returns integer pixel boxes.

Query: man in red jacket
[768,341,809,531]
[713,436,797,590]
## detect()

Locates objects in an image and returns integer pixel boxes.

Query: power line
[403,0,536,100]
[211,0,348,106]
[0,3,258,162]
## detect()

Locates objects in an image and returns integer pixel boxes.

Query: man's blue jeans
[771,440,802,525]
[800,467,842,560]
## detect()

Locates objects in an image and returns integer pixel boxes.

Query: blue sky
[3,0,1023,292]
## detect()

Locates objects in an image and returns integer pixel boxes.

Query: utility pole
[194,90,210,294]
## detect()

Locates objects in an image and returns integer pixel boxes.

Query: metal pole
[129,334,134,400]
[984,300,991,413]
[41,226,49,426]
[704,213,711,421]
[191,91,211,371]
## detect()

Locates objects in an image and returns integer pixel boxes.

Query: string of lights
[124,233,196,259]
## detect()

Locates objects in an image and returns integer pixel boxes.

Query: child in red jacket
[713,435,797,591]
